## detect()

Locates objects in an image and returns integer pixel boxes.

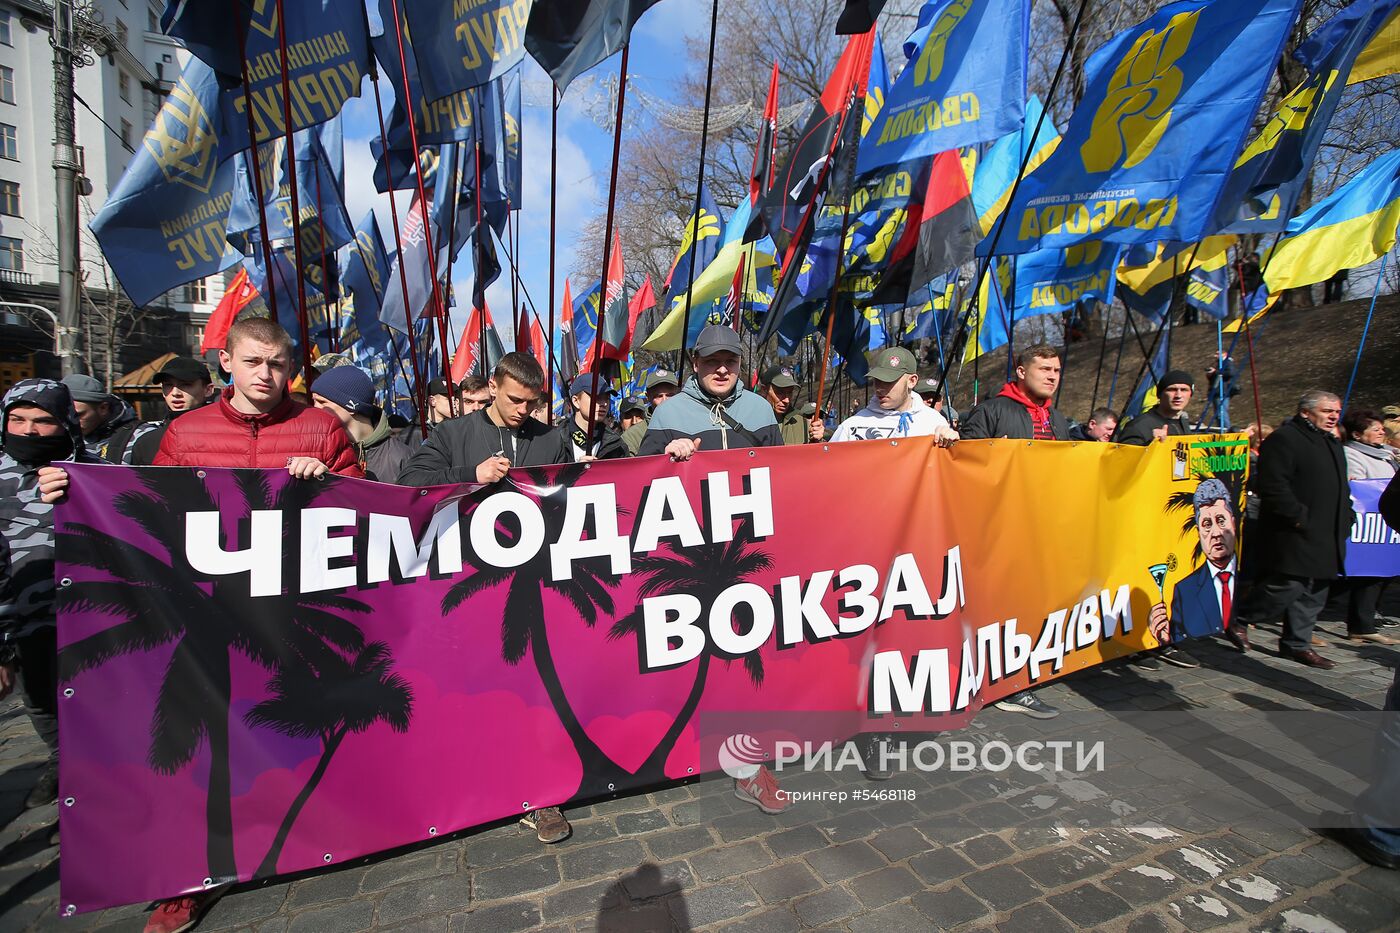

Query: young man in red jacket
[154,317,362,478]
[142,317,359,933]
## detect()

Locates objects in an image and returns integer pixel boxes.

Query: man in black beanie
[1116,370,1196,445]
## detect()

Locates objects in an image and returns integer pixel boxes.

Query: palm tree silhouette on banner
[441,465,631,796]
[608,519,773,784]
[245,641,413,877]
[57,470,370,884]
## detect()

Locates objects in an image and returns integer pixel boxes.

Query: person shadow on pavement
[596,862,691,932]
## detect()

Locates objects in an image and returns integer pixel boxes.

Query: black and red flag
[869,149,978,306]
[749,62,781,210]
[836,1,891,35]
[754,30,876,344]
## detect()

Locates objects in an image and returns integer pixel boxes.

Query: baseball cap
[800,402,818,417]
[758,364,797,389]
[867,347,918,382]
[1156,369,1194,394]
[645,368,679,390]
[155,357,212,384]
[427,377,452,397]
[311,365,377,417]
[692,323,743,357]
[569,373,616,397]
[61,374,111,403]
[620,395,648,415]
[914,374,941,398]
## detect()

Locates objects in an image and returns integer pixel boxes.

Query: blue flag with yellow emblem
[397,0,532,101]
[1213,0,1400,234]
[857,0,1029,174]
[90,58,241,307]
[994,0,1301,255]
[1011,241,1121,319]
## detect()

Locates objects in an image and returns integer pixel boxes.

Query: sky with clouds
[339,2,714,354]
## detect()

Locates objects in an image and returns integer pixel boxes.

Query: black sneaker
[993,691,1060,719]
[1130,653,1162,671]
[860,735,894,781]
[1377,615,1400,628]
[25,760,58,809]
[1159,647,1200,669]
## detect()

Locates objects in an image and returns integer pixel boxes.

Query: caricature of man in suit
[1149,478,1238,644]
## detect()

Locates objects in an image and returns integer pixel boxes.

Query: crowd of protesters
[3,317,1399,932]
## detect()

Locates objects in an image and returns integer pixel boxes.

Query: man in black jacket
[959,344,1066,719]
[401,352,570,488]
[1116,371,1195,445]
[103,356,216,465]
[562,373,628,461]
[399,353,572,844]
[1231,390,1350,668]
[959,344,1072,441]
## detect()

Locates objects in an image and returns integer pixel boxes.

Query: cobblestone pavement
[3,609,1398,933]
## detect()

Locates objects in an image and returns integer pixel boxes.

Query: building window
[118,70,130,103]
[0,124,15,160]
[119,118,132,149]
[0,66,13,105]
[0,181,17,217]
[115,19,128,49]
[0,12,11,47]
[0,236,23,272]
[183,279,207,304]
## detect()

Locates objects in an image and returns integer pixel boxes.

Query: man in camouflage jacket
[1,378,95,810]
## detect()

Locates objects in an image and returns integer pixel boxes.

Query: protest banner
[1347,478,1400,577]
[56,436,1246,911]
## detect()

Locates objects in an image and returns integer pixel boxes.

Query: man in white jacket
[831,348,958,445]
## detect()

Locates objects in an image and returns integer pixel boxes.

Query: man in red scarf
[960,344,1071,441]
[960,344,1070,719]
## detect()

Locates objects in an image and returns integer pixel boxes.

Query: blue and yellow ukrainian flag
[1263,149,1400,292]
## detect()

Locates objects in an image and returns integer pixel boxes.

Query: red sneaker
[143,890,222,933]
[734,766,790,814]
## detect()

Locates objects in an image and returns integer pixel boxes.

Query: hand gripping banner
[56,437,1246,911]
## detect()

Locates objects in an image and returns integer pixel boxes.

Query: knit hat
[61,373,111,404]
[311,366,376,416]
[1156,369,1194,394]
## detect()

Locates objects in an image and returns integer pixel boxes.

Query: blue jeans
[1355,666,1400,855]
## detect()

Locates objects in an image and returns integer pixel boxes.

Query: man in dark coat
[561,373,629,461]
[1116,370,1195,445]
[959,343,1072,442]
[1231,390,1350,668]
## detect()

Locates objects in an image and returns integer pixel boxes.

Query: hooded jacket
[84,397,137,459]
[637,377,781,456]
[358,408,412,483]
[959,383,1071,441]
[831,395,950,442]
[0,379,97,641]
[154,387,362,476]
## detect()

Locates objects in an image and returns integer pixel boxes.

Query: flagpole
[272,0,314,384]
[1088,302,1111,413]
[1105,309,1130,408]
[676,0,723,368]
[1343,250,1387,409]
[1233,243,1266,430]
[814,195,856,416]
[388,0,453,394]
[312,163,336,352]
[229,4,278,323]
[1213,318,1224,430]
[548,88,559,397]
[442,142,464,366]
[511,206,521,346]
[1053,302,1073,409]
[586,44,632,439]
[472,92,489,382]
[932,0,1088,405]
[365,51,428,435]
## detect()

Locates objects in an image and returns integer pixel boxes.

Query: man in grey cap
[757,363,825,445]
[101,357,216,465]
[638,323,789,813]
[61,373,137,459]
[639,323,782,458]
[1115,370,1196,445]
[644,366,680,409]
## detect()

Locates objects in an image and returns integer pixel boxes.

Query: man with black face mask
[0,378,97,838]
